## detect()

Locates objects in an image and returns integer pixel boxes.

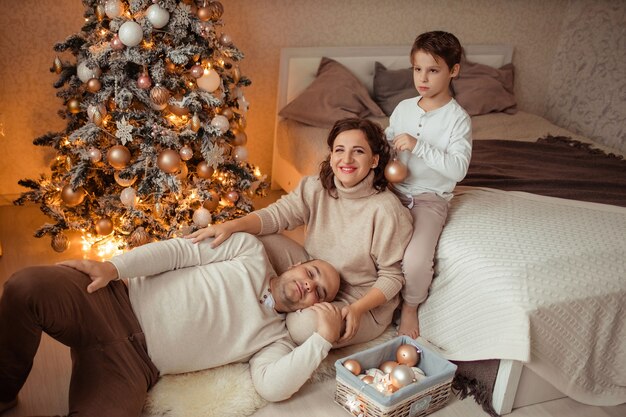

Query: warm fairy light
[143,40,153,48]
[81,232,125,260]
[63,138,70,146]
[100,29,107,37]
[217,58,225,66]
[254,167,262,177]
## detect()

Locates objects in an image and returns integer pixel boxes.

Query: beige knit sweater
[255,173,413,324]
[109,232,332,401]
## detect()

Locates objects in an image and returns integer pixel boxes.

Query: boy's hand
[57,260,119,293]
[392,133,418,153]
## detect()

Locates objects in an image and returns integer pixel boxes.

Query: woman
[187,118,412,347]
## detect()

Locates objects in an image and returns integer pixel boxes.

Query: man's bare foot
[397,303,420,339]
[0,397,17,414]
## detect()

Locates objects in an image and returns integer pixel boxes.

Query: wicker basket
[334,336,457,417]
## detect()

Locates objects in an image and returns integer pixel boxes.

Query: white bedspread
[419,187,626,405]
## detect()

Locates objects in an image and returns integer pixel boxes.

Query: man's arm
[249,303,342,401]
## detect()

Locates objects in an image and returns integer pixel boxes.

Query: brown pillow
[373,62,417,116]
[452,58,517,116]
[279,57,385,128]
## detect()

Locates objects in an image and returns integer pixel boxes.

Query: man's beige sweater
[109,232,332,401]
[255,173,413,324]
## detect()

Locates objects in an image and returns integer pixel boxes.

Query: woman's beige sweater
[255,173,413,324]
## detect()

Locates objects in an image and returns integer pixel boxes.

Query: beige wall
[1,0,620,204]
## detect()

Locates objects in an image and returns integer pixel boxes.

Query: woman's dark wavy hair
[319,118,391,196]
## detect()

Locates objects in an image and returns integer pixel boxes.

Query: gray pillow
[373,62,417,116]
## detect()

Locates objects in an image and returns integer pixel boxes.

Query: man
[0,232,342,416]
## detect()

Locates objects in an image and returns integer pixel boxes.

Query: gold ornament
[196,161,214,179]
[129,227,151,247]
[197,6,212,21]
[231,66,241,84]
[396,344,420,367]
[203,190,220,211]
[379,360,399,374]
[150,85,170,106]
[343,359,362,376]
[169,93,189,116]
[51,233,70,253]
[53,56,63,74]
[66,98,81,114]
[232,129,247,146]
[157,149,181,173]
[362,375,374,384]
[95,217,114,235]
[390,364,416,389]
[221,108,234,120]
[384,158,408,183]
[191,113,201,132]
[114,171,137,187]
[61,184,86,207]
[210,1,224,19]
[87,78,102,93]
[107,145,131,170]
[176,161,188,181]
[88,148,102,163]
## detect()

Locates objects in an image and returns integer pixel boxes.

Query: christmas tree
[14,0,267,256]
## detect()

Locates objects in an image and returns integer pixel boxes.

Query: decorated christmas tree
[14,0,267,256]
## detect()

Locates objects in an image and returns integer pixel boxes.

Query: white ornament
[210,115,229,134]
[104,0,124,18]
[118,21,143,47]
[77,61,101,83]
[196,68,220,92]
[120,187,137,208]
[146,4,170,28]
[115,117,134,145]
[192,207,211,227]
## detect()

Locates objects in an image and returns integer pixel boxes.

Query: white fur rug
[142,327,395,417]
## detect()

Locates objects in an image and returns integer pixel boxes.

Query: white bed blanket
[419,187,626,406]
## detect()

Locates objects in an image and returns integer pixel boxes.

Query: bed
[271,45,626,415]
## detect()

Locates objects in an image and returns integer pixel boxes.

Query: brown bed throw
[459,136,626,207]
[450,136,626,416]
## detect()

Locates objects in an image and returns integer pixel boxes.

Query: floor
[1,202,625,417]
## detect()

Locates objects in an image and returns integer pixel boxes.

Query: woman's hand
[392,133,418,153]
[339,303,365,343]
[57,260,119,293]
[185,223,233,247]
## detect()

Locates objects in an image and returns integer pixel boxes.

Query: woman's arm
[186,212,262,247]
[339,287,387,342]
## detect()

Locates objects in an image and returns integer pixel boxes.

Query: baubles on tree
[77,61,101,83]
[192,207,211,227]
[157,149,181,174]
[146,4,170,28]
[197,68,220,92]
[118,21,143,47]
[61,185,86,207]
[95,217,114,235]
[150,85,170,110]
[51,233,70,253]
[196,161,214,179]
[107,145,131,169]
[129,227,151,247]
[202,190,220,211]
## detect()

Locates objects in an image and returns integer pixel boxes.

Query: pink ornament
[190,64,204,78]
[226,191,239,203]
[110,35,125,51]
[137,73,152,89]
[179,145,193,161]
[232,146,248,162]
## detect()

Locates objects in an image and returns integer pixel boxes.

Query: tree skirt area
[142,327,396,417]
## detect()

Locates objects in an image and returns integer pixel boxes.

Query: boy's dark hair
[410,31,463,70]
[319,118,390,196]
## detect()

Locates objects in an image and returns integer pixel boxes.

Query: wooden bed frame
[271,45,565,414]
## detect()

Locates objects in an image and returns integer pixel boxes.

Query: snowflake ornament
[116,117,133,145]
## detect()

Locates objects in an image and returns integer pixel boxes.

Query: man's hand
[339,303,365,343]
[185,223,232,248]
[310,302,343,344]
[57,260,119,294]
[392,133,418,153]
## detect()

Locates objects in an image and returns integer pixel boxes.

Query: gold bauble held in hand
[384,158,408,183]
[95,217,113,235]
[107,145,131,170]
[157,149,181,173]
[60,184,86,207]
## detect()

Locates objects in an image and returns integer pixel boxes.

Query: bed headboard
[276,44,514,111]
